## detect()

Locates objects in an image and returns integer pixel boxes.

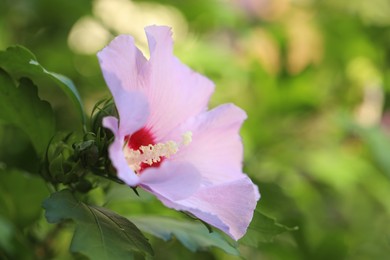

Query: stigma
[124,131,192,172]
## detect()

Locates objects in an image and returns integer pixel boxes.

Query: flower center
[124,128,192,173]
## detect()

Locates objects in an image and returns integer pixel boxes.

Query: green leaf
[130,216,239,255]
[0,168,49,228]
[42,189,153,259]
[0,45,86,128]
[0,69,55,155]
[239,210,298,247]
[0,215,14,253]
[357,126,390,178]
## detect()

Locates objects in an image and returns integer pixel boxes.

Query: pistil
[124,131,192,172]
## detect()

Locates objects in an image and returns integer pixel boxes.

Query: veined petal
[98,26,215,141]
[98,35,150,136]
[158,177,260,240]
[139,161,201,201]
[143,25,215,140]
[114,91,149,136]
[102,116,140,186]
[97,34,147,94]
[169,103,247,185]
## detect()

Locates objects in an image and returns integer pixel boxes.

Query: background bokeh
[1,0,390,259]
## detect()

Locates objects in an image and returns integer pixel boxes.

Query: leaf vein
[87,205,108,260]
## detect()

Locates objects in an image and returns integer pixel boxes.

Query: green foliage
[0,169,50,259]
[0,169,49,227]
[43,189,153,259]
[0,69,54,156]
[239,210,297,246]
[0,214,14,254]
[0,46,86,128]
[356,126,390,177]
[130,216,239,255]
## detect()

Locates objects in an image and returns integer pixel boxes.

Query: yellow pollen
[182,131,192,145]
[124,131,192,172]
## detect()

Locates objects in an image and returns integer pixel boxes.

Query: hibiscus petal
[98,35,150,136]
[102,116,140,186]
[97,34,147,94]
[170,103,247,185]
[114,91,149,136]
[139,161,201,201]
[158,176,260,240]
[143,25,215,140]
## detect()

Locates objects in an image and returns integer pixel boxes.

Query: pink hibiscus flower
[98,25,260,240]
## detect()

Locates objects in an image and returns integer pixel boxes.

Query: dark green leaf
[0,46,86,127]
[42,189,153,259]
[0,69,55,155]
[239,210,298,246]
[130,216,239,255]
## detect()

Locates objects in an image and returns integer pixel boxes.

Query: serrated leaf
[239,210,298,247]
[0,45,86,127]
[0,69,55,155]
[130,216,239,255]
[42,189,153,260]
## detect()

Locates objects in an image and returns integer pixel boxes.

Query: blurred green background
[2,0,390,259]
